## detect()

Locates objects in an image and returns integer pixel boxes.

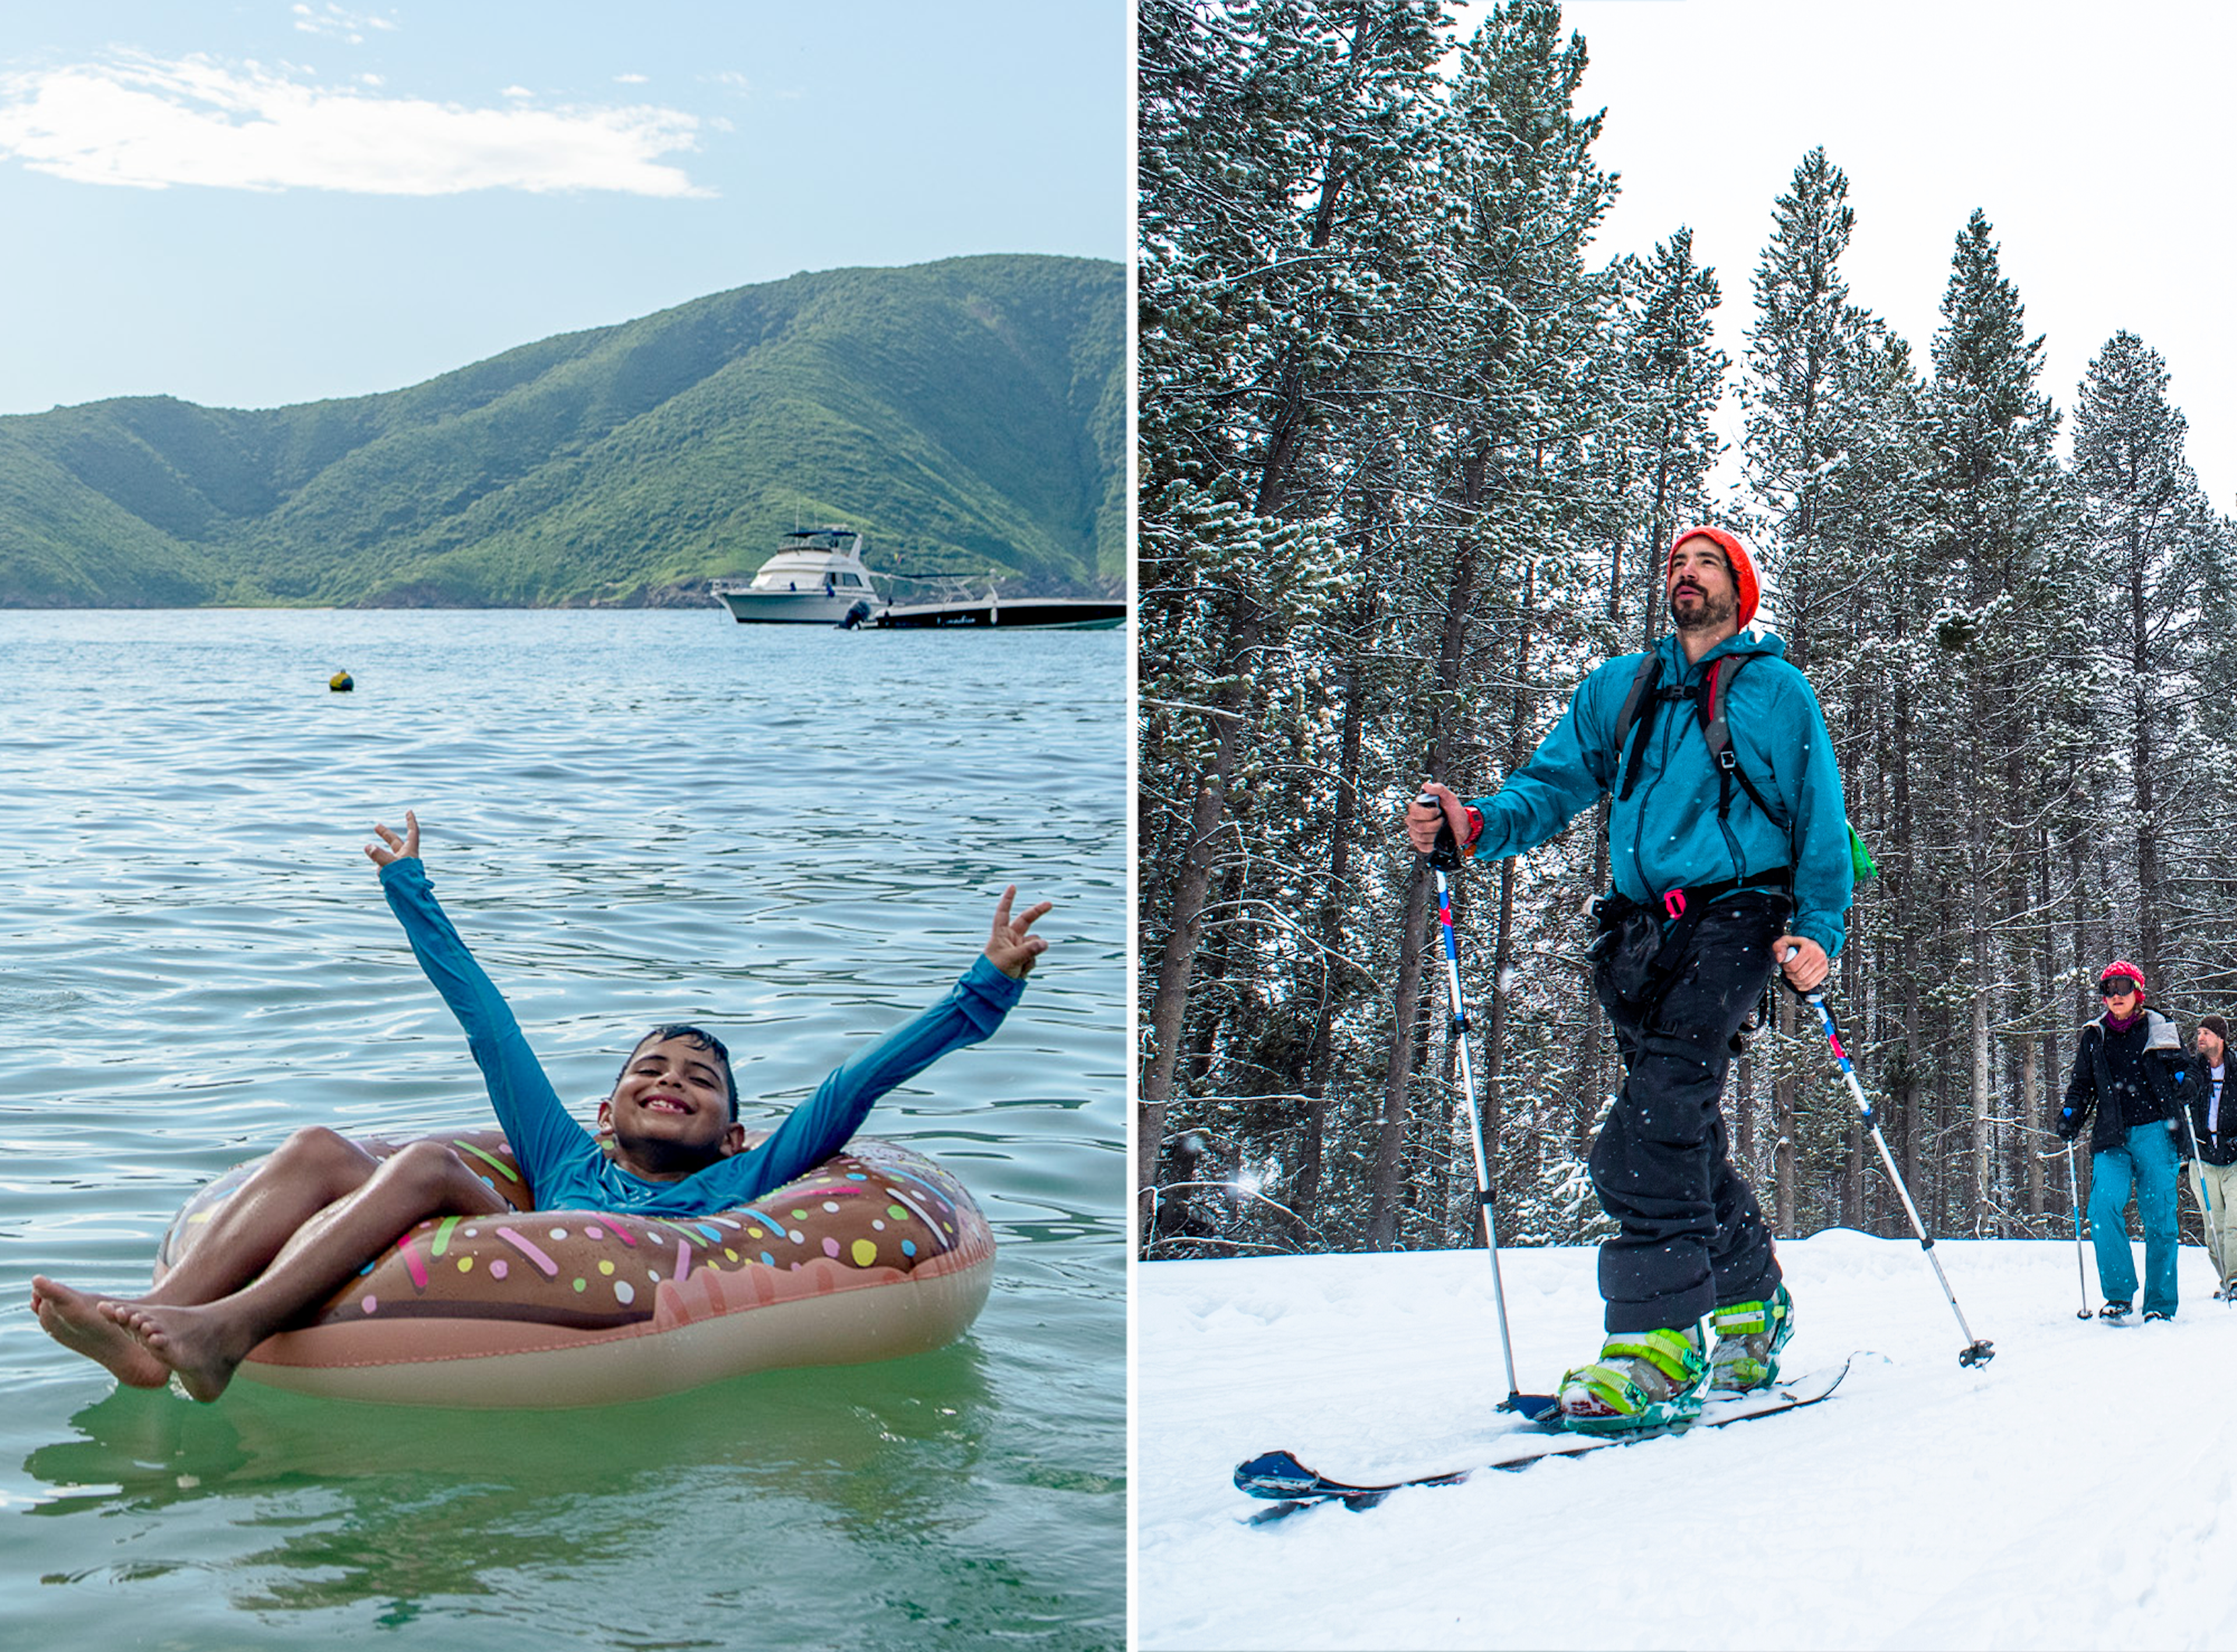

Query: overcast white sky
[1454,0,2237,513]
[0,2,1126,415]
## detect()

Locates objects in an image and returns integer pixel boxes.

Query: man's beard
[1670,583,1736,633]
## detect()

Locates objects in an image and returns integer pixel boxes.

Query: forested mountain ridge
[0,254,1123,606]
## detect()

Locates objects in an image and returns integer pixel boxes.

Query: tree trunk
[2022,1037,2043,1220]
[1966,684,1992,1233]
[1138,605,1260,1234]
[1292,625,1372,1243]
[2132,552,2164,982]
[1367,538,1480,1248]
[1971,990,1991,1234]
[1477,580,1536,1169]
[1735,1047,1755,1178]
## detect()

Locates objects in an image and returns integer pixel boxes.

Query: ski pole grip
[1417,791,1461,871]
[1780,944,1827,1005]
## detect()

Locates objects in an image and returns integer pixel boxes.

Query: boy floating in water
[32,810,1049,1400]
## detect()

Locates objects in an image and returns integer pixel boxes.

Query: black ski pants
[1589,889,1785,1333]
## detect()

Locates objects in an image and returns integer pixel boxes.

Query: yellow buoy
[329,670,354,692]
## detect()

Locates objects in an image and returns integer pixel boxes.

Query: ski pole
[1783,955,1995,1367]
[2064,1141,2091,1320]
[1419,796,1558,1419]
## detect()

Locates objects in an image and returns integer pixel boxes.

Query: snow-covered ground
[1138,1232,2237,1650]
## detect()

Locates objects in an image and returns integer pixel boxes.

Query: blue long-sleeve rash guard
[378,857,1023,1215]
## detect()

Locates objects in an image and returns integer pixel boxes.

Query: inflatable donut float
[154,1129,996,1407]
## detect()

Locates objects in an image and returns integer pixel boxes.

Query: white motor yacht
[714,527,886,624]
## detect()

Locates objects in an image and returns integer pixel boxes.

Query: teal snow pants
[2090,1118,2182,1317]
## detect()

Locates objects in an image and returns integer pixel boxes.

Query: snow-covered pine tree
[2068,331,2218,991]
[1550,227,1727,1190]
[1618,228,1727,649]
[1920,209,2069,1233]
[2175,499,2237,1010]
[2174,506,2237,1011]
[1362,0,1623,1249]
[1137,0,1449,1250]
[1740,149,1936,1234]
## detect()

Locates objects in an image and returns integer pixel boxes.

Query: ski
[1235,1357,1851,1516]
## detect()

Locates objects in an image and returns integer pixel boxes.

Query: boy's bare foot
[30,1276,170,1389]
[100,1300,256,1403]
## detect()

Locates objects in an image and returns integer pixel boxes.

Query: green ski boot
[1708,1284,1794,1393]
[1557,1323,1707,1435]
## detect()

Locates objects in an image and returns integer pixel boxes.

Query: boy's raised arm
[719,887,1048,1198]
[369,811,590,1188]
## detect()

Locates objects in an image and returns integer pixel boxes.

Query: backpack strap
[1698,652,1787,829]
[1613,653,1663,802]
[1613,648,1791,837]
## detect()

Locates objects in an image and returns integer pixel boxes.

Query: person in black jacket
[2056,961,2188,1321]
[2182,1014,2237,1300]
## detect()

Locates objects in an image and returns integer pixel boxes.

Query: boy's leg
[2088,1138,2139,1306]
[2133,1121,2180,1316]
[104,1140,507,1402]
[31,1127,390,1387]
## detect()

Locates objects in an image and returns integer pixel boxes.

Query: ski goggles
[2099,978,2142,998]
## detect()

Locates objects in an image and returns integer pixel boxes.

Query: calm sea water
[0,611,1126,1651]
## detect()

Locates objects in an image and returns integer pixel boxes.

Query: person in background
[2056,961,2187,1322]
[2181,1014,2237,1301]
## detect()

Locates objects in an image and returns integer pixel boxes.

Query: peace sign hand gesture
[985,885,1053,980]
[365,809,422,868]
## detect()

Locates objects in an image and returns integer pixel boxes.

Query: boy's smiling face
[598,1032,746,1178]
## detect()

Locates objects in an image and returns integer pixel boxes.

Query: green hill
[0,255,1124,606]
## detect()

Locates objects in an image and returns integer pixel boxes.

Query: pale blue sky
[0,2,1127,414]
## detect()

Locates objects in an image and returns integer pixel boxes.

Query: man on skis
[1405,527,1852,1434]
[2056,961,2188,1321]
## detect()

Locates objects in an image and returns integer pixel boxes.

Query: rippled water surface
[0,611,1125,1650]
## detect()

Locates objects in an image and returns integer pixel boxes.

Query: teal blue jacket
[1465,629,1853,959]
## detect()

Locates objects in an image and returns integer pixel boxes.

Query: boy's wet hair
[622,1025,739,1120]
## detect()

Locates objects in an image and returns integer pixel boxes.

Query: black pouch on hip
[1589,894,1664,1002]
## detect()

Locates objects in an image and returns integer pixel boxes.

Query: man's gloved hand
[2056,1107,2081,1142]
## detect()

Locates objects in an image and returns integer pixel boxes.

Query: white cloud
[293,4,399,43]
[615,73,648,86]
[0,54,708,196]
